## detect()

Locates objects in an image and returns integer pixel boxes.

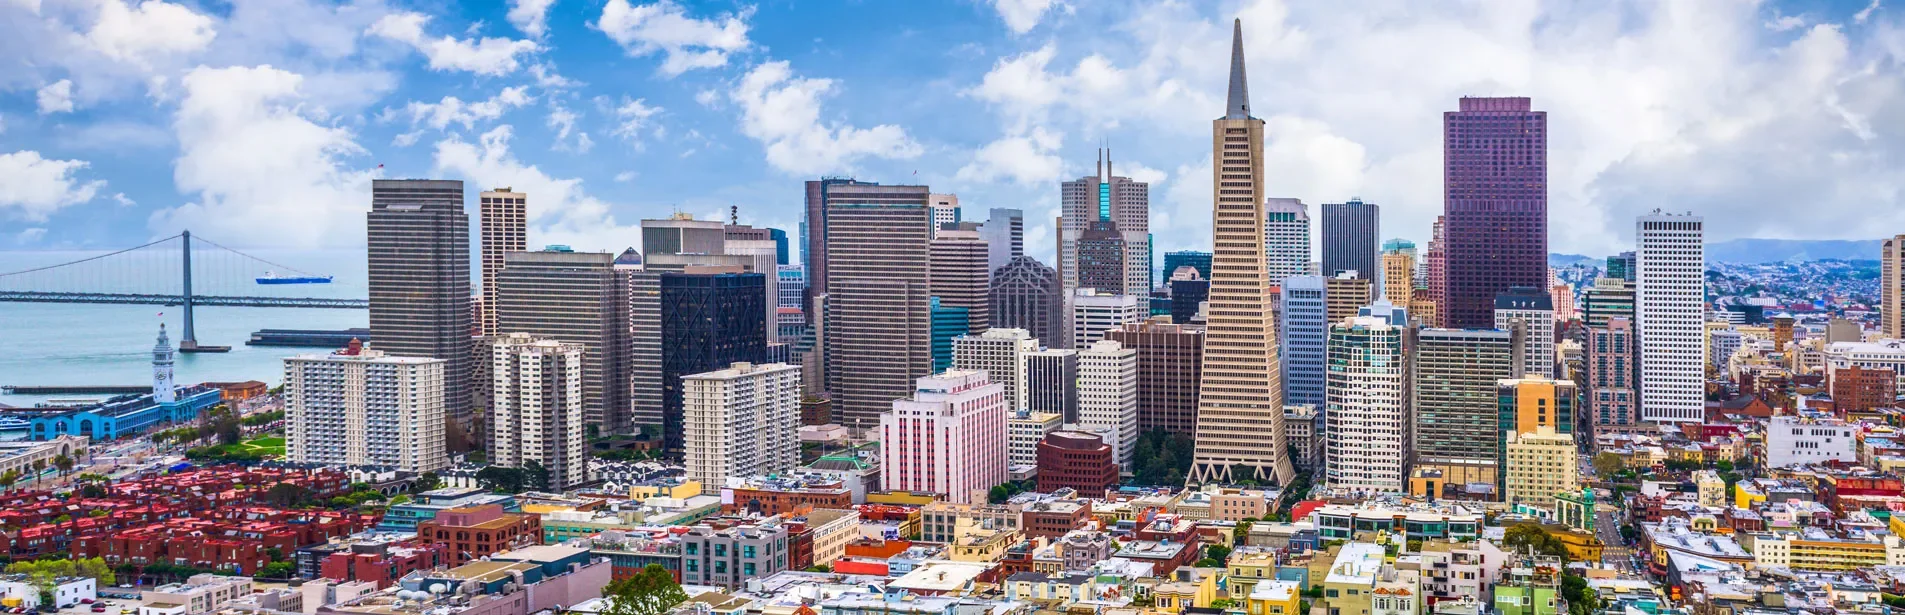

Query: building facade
[1885,234,1905,339]
[1636,214,1706,424]
[1008,411,1064,468]
[1023,349,1080,421]
[1493,287,1555,378]
[1411,328,1521,489]
[1036,431,1119,497]
[825,184,935,431]
[1265,198,1311,284]
[953,328,1040,412]
[1280,275,1329,409]
[931,229,991,334]
[879,371,1008,504]
[1077,340,1139,470]
[1325,316,1408,494]
[981,208,1025,275]
[682,362,801,485]
[489,334,586,489]
[990,256,1065,348]
[1070,289,1143,348]
[1381,240,1416,304]
[479,188,527,337]
[283,343,447,473]
[367,179,472,429]
[1320,198,1379,280]
[1587,317,1639,438]
[1440,97,1548,329]
[1060,151,1151,296]
[494,250,631,437]
[1503,427,1578,506]
[1104,319,1204,436]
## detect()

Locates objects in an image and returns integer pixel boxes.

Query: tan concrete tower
[1188,20,1294,485]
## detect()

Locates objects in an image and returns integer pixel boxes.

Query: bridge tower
[180,230,198,349]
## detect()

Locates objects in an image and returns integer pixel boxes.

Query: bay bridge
[0,231,366,350]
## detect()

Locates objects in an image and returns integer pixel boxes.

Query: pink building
[880,370,1007,504]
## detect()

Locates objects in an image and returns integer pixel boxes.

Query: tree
[1204,544,1233,566]
[602,564,690,615]
[260,562,296,579]
[265,547,285,562]
[476,466,526,493]
[263,482,311,508]
[1713,459,1734,473]
[1561,573,1598,615]
[1232,519,1255,544]
[1591,453,1624,477]
[53,454,75,476]
[1502,524,1572,563]
[522,460,550,492]
[0,469,19,491]
[412,471,443,493]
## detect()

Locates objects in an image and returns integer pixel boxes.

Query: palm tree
[54,454,75,476]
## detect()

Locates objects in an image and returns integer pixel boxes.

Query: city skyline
[3,1,1901,260]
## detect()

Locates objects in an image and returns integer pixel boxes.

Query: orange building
[415,504,542,565]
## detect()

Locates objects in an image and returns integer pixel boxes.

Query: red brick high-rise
[1036,431,1118,497]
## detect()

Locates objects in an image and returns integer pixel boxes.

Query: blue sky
[2,0,1902,262]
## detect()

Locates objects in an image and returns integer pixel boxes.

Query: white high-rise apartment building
[1636,213,1706,424]
[930,193,962,232]
[283,343,447,473]
[1077,340,1139,470]
[1265,198,1311,284]
[1070,289,1143,348]
[489,334,586,489]
[953,328,1039,411]
[1007,411,1062,467]
[1324,316,1408,494]
[682,362,801,485]
[1493,287,1556,378]
[880,370,1008,504]
[777,265,806,309]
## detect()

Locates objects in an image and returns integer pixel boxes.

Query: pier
[2,385,154,395]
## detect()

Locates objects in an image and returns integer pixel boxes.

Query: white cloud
[1856,0,1881,23]
[405,86,534,130]
[432,125,640,251]
[0,150,105,220]
[610,98,662,145]
[369,12,541,76]
[545,104,593,152]
[16,228,47,244]
[729,60,922,175]
[528,63,575,89]
[149,65,374,248]
[594,0,750,76]
[956,127,1063,185]
[990,0,1063,35]
[37,80,75,114]
[85,0,218,65]
[507,0,557,38]
[111,192,135,206]
[613,171,635,182]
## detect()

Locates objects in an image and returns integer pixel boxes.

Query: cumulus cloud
[0,150,106,220]
[85,0,218,65]
[369,12,541,76]
[610,98,662,145]
[149,65,374,248]
[404,86,534,131]
[729,61,922,175]
[507,0,557,38]
[545,104,592,152]
[432,125,640,250]
[989,0,1064,34]
[37,80,74,114]
[16,228,48,244]
[956,127,1063,185]
[594,0,750,76]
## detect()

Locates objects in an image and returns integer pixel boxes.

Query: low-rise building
[140,574,253,615]
[415,504,542,566]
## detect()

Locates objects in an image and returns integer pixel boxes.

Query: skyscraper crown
[1226,19,1251,120]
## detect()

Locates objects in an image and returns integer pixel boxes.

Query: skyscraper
[1279,275,1328,409]
[1884,235,1905,339]
[1075,220,1129,293]
[367,179,472,430]
[661,271,767,451]
[990,256,1064,347]
[621,264,663,434]
[1104,319,1204,436]
[980,208,1025,275]
[1380,239,1416,304]
[488,334,585,489]
[1060,150,1150,296]
[804,178,878,307]
[1410,327,1521,489]
[1069,289,1143,348]
[1188,20,1294,485]
[930,229,991,334]
[824,184,935,430]
[284,342,448,473]
[495,250,632,436]
[1265,198,1311,284]
[1320,198,1379,280]
[1441,97,1548,329]
[1426,216,1446,326]
[1023,348,1079,421]
[479,188,526,337]
[1494,287,1556,379]
[1162,251,1212,280]
[1324,316,1408,493]
[929,193,962,231]
[1587,317,1638,440]
[1077,340,1138,470]
[1636,213,1705,424]
[1325,271,1374,323]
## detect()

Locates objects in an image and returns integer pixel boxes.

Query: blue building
[12,325,220,441]
[1279,275,1328,409]
[1161,250,1212,280]
[930,297,969,372]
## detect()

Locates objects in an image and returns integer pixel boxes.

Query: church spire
[1225,18,1251,120]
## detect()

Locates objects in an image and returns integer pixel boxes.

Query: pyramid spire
[1225,18,1251,120]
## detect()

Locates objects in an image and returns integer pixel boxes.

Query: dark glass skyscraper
[368,179,472,430]
[1320,198,1379,279]
[1162,250,1212,280]
[989,256,1064,347]
[1442,97,1548,329]
[1075,220,1127,293]
[660,272,766,451]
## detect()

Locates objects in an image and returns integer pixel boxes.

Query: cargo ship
[257,271,333,284]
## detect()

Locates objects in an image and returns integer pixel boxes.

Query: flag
[377,163,385,169]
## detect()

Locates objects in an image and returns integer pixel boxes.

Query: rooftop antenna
[730,205,739,226]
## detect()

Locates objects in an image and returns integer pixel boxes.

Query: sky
[2,0,1902,265]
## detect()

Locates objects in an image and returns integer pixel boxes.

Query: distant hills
[1548,239,1886,267]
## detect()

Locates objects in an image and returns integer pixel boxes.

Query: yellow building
[868,491,939,506]
[1154,569,1221,611]
[1503,427,1578,506]
[1499,377,1575,436]
[1246,581,1303,615]
[1227,551,1281,598]
[949,527,1020,563]
[1380,245,1415,305]
[630,480,702,500]
[1741,532,1905,571]
[1735,482,1767,510]
[1319,543,1385,615]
